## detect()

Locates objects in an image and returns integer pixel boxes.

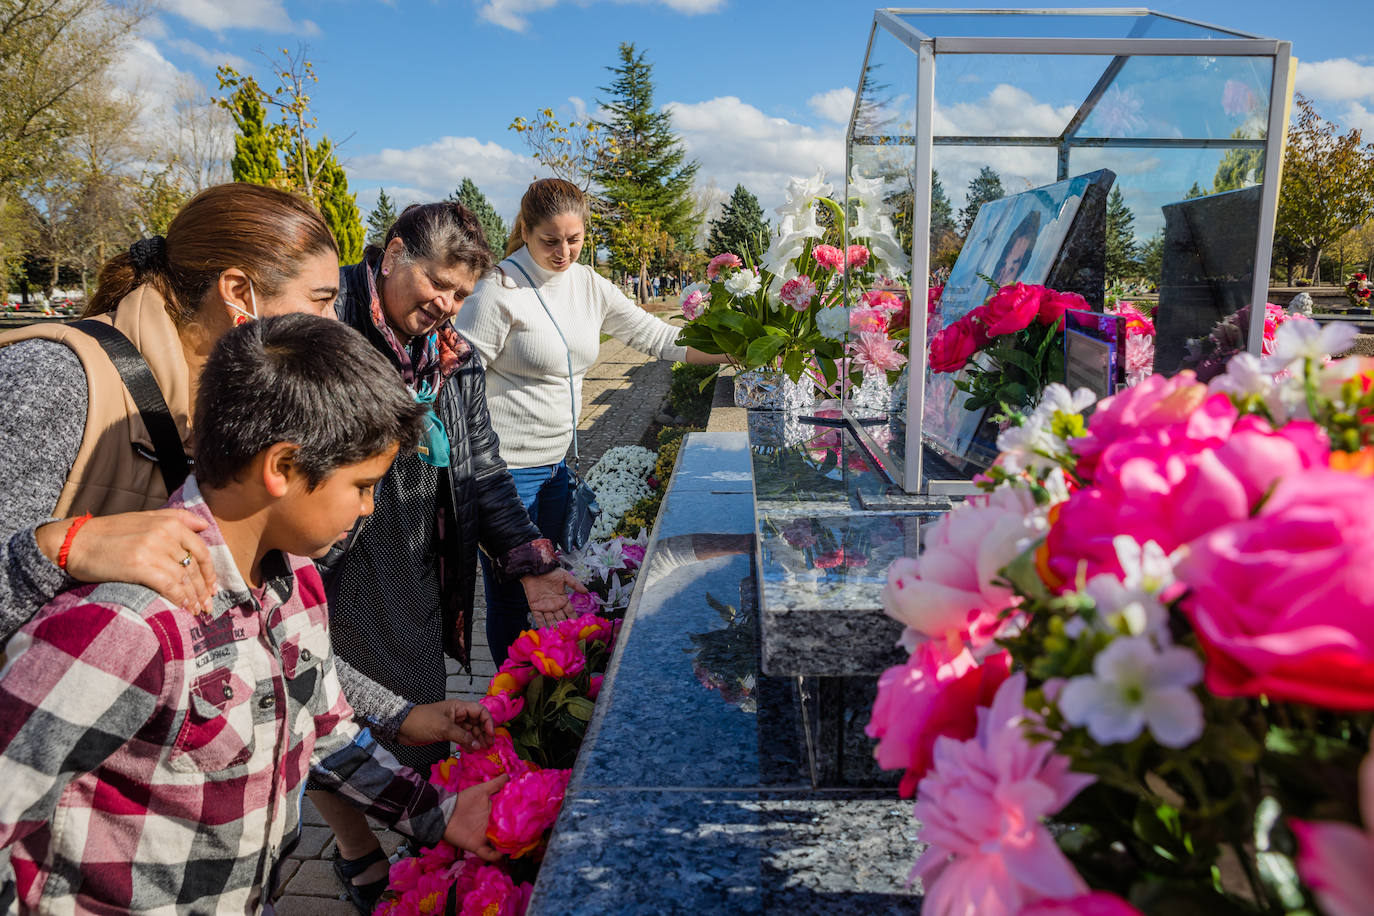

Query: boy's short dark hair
[194,314,427,489]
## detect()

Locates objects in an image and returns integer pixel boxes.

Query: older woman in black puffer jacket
[309,201,585,913]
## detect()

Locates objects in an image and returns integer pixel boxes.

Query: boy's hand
[523,569,588,628]
[398,700,495,749]
[444,773,508,862]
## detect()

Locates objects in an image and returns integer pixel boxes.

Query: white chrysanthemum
[1058,637,1204,748]
[816,305,849,341]
[724,269,762,299]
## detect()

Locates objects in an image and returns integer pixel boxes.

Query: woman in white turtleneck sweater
[454,178,725,663]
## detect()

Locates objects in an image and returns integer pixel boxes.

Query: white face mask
[224,279,259,326]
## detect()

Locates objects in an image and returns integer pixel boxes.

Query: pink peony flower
[458,863,521,916]
[555,612,615,646]
[846,244,870,269]
[980,283,1044,337]
[447,731,530,790]
[848,306,889,334]
[706,253,742,281]
[1019,892,1145,916]
[1177,469,1374,709]
[530,636,587,679]
[912,674,1096,916]
[1112,302,1155,338]
[485,768,571,858]
[863,289,906,312]
[867,644,1011,796]
[681,289,709,320]
[928,317,981,373]
[506,630,543,667]
[487,658,536,697]
[848,332,907,374]
[479,691,526,726]
[779,276,818,311]
[812,244,845,271]
[568,590,602,616]
[1070,372,1213,481]
[1292,737,1374,916]
[882,485,1039,646]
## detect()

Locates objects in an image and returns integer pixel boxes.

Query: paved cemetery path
[274,304,678,913]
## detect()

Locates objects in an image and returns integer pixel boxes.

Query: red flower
[928,318,981,373]
[980,283,1043,336]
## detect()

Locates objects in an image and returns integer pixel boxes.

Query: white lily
[1262,317,1358,374]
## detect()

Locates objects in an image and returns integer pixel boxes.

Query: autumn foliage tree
[1274,95,1374,283]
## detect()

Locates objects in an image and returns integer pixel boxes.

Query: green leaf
[744,335,786,368]
[997,348,1039,375]
[565,696,596,721]
[782,348,804,381]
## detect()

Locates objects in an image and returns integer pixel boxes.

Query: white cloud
[347,136,540,219]
[935,84,1077,138]
[1296,58,1374,104]
[111,36,188,117]
[808,87,856,125]
[1341,101,1374,134]
[159,0,319,34]
[665,96,845,214]
[476,0,724,32]
[164,38,250,72]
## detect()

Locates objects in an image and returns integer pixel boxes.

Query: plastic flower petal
[1058,637,1203,748]
[723,268,762,298]
[485,768,572,858]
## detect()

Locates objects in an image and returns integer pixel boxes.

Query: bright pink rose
[1019,892,1144,916]
[846,244,870,269]
[867,644,1010,796]
[485,768,571,858]
[706,252,742,280]
[980,283,1043,336]
[530,636,586,679]
[458,864,521,916]
[1292,737,1374,916]
[913,675,1095,916]
[479,691,526,725]
[882,486,1038,646]
[928,317,981,373]
[681,289,709,320]
[812,244,845,271]
[1177,469,1374,709]
[1071,372,1213,481]
[780,276,818,311]
[1039,289,1089,329]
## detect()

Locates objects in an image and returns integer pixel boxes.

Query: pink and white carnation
[681,283,709,320]
[911,674,1096,916]
[779,276,818,311]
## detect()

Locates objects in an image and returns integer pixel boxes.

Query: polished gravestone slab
[527,433,916,915]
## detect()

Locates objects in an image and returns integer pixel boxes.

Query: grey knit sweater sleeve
[0,339,84,642]
[332,654,415,743]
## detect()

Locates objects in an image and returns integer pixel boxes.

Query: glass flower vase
[733,367,815,411]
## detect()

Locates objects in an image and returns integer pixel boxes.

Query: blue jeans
[481,462,569,666]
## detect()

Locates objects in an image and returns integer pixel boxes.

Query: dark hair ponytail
[505,179,588,256]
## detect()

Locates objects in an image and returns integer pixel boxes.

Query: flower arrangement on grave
[1184,301,1297,382]
[1346,271,1372,309]
[927,282,1088,415]
[867,317,1374,915]
[676,168,910,389]
[376,613,621,916]
[689,593,758,712]
[559,533,647,619]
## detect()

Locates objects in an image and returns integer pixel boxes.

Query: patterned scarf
[364,254,469,395]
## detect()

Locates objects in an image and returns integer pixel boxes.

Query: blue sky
[116,0,1374,234]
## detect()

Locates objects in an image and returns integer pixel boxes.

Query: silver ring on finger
[179,552,193,568]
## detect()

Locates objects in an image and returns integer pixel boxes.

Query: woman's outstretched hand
[36,509,217,614]
[521,568,588,628]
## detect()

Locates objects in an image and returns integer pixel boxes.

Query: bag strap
[502,258,582,469]
[70,319,191,496]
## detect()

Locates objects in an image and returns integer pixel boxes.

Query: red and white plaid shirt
[0,477,454,914]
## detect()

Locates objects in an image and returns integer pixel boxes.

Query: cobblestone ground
[274,304,677,914]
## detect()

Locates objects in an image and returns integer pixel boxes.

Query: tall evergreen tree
[312,139,363,263]
[224,78,282,187]
[959,166,1004,237]
[1104,187,1139,280]
[1139,230,1165,283]
[706,184,768,261]
[1184,182,1207,199]
[450,178,509,256]
[592,42,700,279]
[366,188,398,247]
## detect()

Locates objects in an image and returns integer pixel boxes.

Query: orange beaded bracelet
[57,513,93,571]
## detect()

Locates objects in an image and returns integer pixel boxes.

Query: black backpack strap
[70,319,191,496]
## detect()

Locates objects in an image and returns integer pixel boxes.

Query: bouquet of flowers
[560,532,647,619]
[1346,271,1372,309]
[927,282,1088,414]
[1104,289,1157,387]
[377,613,621,915]
[689,593,758,712]
[1184,302,1297,382]
[868,316,1374,915]
[676,168,910,387]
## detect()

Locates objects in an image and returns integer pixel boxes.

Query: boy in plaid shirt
[0,314,506,914]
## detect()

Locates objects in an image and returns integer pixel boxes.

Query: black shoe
[332,847,389,915]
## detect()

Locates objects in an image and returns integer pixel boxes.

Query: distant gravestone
[1154,185,1263,375]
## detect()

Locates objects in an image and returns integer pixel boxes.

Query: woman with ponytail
[453,178,726,665]
[0,183,341,640]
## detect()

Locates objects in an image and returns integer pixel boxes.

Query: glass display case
[843,9,1293,491]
